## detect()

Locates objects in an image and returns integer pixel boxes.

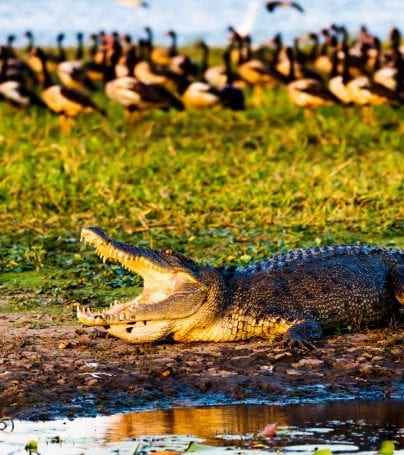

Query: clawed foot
[282,336,318,351]
[283,319,323,351]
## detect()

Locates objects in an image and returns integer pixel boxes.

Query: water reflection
[105,401,403,447]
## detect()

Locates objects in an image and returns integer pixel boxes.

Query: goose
[0,43,37,88]
[346,38,403,106]
[347,72,402,106]
[266,1,304,13]
[26,33,64,77]
[276,37,323,81]
[56,34,97,92]
[104,47,184,114]
[285,47,339,108]
[196,41,235,89]
[83,33,106,82]
[179,49,245,111]
[56,33,67,63]
[24,31,35,54]
[236,35,279,89]
[0,47,45,108]
[144,26,173,66]
[115,36,138,78]
[6,35,17,58]
[32,47,106,132]
[381,28,402,66]
[308,31,336,76]
[328,43,352,105]
[106,77,185,113]
[373,33,403,94]
[134,39,183,91]
[76,32,85,60]
[141,28,196,79]
[89,32,105,65]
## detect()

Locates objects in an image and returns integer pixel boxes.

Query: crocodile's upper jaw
[78,226,200,328]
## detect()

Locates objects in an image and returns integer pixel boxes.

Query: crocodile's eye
[162,248,173,255]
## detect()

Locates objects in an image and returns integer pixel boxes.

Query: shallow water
[0,0,403,46]
[1,400,403,454]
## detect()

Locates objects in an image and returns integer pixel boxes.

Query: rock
[58,341,72,349]
[292,358,324,369]
[273,352,291,361]
[338,362,360,371]
[362,352,373,359]
[371,356,384,362]
[359,364,374,375]
[286,369,302,376]
[259,365,274,374]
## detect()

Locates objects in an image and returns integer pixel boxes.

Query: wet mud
[0,311,402,421]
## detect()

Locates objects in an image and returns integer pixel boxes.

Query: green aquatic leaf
[379,440,395,455]
[185,441,216,452]
[313,449,332,455]
[24,439,38,453]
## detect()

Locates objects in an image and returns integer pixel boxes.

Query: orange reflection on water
[104,401,403,444]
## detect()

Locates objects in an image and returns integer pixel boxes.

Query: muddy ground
[0,308,402,421]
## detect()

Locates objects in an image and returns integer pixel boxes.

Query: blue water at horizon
[0,0,403,48]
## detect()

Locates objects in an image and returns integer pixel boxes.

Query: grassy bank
[0,87,403,310]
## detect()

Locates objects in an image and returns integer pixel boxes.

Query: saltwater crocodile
[77,226,403,345]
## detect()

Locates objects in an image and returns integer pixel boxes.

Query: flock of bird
[0,3,403,131]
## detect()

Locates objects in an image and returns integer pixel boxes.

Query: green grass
[0,86,403,309]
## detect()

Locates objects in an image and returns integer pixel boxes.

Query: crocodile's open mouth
[77,226,203,328]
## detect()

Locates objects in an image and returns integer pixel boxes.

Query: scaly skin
[77,227,403,345]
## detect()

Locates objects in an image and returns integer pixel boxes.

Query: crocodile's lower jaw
[77,304,175,342]
[107,320,174,343]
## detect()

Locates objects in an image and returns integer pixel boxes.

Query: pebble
[292,358,324,369]
[372,356,384,362]
[286,369,302,376]
[390,347,402,357]
[337,362,360,371]
[58,341,72,350]
[273,352,290,361]
[359,364,374,375]
[362,352,373,359]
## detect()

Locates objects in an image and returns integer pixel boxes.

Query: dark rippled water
[1,401,403,454]
[0,0,403,47]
